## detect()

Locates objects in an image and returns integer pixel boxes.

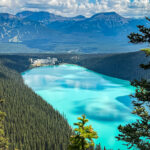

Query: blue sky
[0,0,150,18]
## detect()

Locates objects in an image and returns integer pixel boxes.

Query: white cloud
[0,0,150,18]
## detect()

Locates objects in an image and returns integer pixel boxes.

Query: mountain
[89,12,129,25]
[79,12,129,29]
[70,15,86,21]
[17,11,66,23]
[0,13,17,20]
[0,12,59,42]
[0,11,147,53]
[16,11,34,18]
[16,11,86,23]
[63,12,145,35]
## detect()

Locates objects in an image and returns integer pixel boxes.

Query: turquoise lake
[22,64,136,150]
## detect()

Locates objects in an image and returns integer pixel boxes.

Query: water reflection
[22,64,135,150]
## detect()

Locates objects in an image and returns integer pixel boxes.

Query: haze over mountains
[0,11,147,53]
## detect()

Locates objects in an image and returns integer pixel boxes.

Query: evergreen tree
[95,144,101,150]
[68,115,98,150]
[116,17,150,149]
[0,55,72,150]
[0,99,9,150]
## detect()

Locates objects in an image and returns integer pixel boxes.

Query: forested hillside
[77,51,150,81]
[0,55,71,150]
[0,51,149,149]
[21,51,150,81]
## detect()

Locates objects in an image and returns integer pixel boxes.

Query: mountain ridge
[0,11,147,53]
[16,11,86,22]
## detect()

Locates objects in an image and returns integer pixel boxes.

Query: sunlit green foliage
[117,17,150,150]
[0,99,9,150]
[68,115,98,150]
[141,48,150,56]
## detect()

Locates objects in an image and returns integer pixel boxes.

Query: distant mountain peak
[89,11,129,25]
[0,13,17,19]
[70,15,86,21]
[15,11,87,22]
[74,15,86,19]
[16,11,66,22]
[91,12,125,19]
[16,11,34,18]
[102,12,119,15]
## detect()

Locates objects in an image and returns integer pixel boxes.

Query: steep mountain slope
[47,12,145,34]
[77,51,150,81]
[0,13,55,42]
[0,11,147,53]
[0,55,71,150]
[64,12,129,34]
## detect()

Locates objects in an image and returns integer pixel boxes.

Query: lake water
[22,64,136,150]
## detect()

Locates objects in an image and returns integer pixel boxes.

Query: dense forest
[0,55,72,150]
[15,51,150,81]
[78,51,150,80]
[0,51,149,149]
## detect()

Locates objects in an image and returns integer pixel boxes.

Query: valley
[0,9,149,150]
[0,48,149,150]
